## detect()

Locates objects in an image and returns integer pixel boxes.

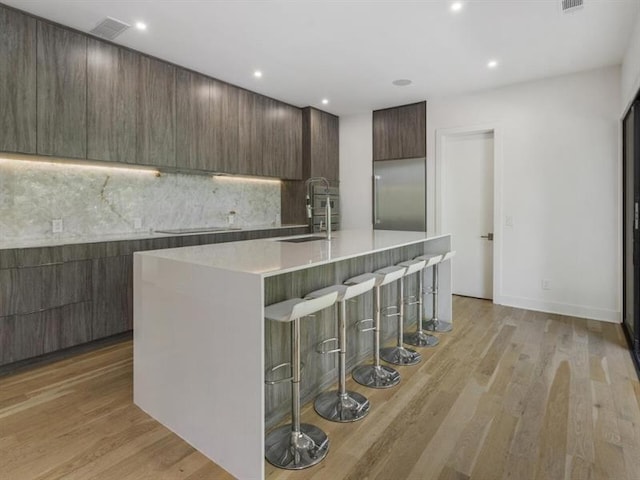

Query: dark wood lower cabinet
[0,302,92,365]
[91,256,133,339]
[0,226,308,368]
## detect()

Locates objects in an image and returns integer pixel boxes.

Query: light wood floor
[1,297,639,480]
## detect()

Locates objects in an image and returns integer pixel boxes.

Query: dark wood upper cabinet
[263,99,302,179]
[176,69,213,171]
[238,89,264,176]
[302,107,339,183]
[87,39,138,163]
[37,21,87,159]
[211,80,239,173]
[373,101,426,161]
[137,56,176,167]
[0,6,36,154]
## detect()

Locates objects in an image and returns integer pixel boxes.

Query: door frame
[434,124,504,304]
[622,101,640,376]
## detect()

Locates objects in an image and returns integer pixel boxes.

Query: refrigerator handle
[373,175,381,225]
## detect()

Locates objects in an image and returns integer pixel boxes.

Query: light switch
[505,215,513,227]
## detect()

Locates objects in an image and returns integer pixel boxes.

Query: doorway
[437,128,499,300]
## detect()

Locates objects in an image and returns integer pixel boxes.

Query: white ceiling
[6,0,639,116]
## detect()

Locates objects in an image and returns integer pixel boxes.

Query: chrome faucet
[305,177,332,240]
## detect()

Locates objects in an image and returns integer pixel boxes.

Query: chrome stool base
[352,364,400,389]
[380,345,421,366]
[423,319,453,333]
[265,423,330,470]
[314,390,370,422]
[404,330,439,347]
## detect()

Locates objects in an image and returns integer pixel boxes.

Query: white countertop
[0,224,307,250]
[135,229,447,276]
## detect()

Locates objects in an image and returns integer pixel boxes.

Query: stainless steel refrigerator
[373,158,426,231]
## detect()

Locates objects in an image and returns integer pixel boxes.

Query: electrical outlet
[542,279,552,290]
[505,215,514,227]
[133,218,143,230]
[52,219,63,233]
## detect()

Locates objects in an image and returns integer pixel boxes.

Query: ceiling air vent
[561,0,584,13]
[89,17,130,40]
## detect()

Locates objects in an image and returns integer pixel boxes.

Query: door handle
[480,233,494,241]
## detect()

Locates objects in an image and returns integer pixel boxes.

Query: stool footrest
[316,337,340,355]
[265,362,293,385]
[357,318,375,333]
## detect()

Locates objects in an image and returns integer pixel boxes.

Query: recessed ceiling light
[487,60,498,68]
[253,70,263,78]
[321,99,329,105]
[392,79,412,87]
[450,2,463,12]
[135,21,147,31]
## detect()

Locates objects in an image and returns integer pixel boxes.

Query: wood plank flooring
[1,296,639,480]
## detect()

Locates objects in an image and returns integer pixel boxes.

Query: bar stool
[350,266,405,388]
[404,254,442,347]
[264,291,339,470]
[422,251,456,333]
[305,275,377,422]
[380,259,425,365]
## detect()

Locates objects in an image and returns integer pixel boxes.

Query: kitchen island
[133,229,452,479]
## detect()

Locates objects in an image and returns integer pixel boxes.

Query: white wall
[622,11,640,113]
[339,113,373,229]
[340,66,621,322]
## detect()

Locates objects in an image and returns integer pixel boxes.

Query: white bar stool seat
[264,291,338,470]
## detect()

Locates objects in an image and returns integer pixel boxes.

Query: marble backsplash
[0,158,281,243]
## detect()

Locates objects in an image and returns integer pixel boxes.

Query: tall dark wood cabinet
[281,107,338,224]
[0,6,36,154]
[238,89,264,176]
[87,39,138,163]
[176,69,213,171]
[137,56,176,167]
[373,101,426,161]
[36,21,87,159]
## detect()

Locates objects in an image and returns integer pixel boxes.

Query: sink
[155,227,242,234]
[278,236,328,243]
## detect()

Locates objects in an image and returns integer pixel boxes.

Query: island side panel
[133,254,265,480]
[264,242,425,427]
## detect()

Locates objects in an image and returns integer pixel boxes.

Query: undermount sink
[155,227,242,234]
[278,236,328,243]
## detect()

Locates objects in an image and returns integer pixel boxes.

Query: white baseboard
[494,295,621,324]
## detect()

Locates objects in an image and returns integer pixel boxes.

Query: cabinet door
[92,255,132,339]
[372,107,400,161]
[307,108,339,183]
[0,6,36,154]
[137,56,176,167]
[176,69,213,171]
[87,39,138,163]
[37,21,87,159]
[398,102,426,158]
[283,105,302,180]
[263,99,301,179]
[238,89,263,176]
[211,80,239,173]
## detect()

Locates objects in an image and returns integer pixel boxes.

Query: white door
[442,131,494,299]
